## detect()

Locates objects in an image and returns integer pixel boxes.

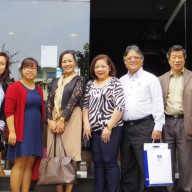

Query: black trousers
[120,117,162,192]
[92,126,123,192]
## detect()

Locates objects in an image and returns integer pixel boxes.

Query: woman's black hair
[59,50,77,68]
[0,52,10,85]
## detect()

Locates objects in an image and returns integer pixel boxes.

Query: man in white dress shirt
[120,45,165,192]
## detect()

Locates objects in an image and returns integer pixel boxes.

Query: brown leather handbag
[38,134,77,185]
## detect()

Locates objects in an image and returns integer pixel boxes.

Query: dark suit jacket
[159,68,192,140]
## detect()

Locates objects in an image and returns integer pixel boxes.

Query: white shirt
[120,68,165,131]
[0,84,5,108]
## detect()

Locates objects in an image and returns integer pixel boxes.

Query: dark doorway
[90,0,192,77]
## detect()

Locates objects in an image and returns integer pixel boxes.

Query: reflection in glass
[0,0,90,80]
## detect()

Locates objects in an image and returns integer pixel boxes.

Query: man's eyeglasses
[125,56,141,62]
[170,56,184,60]
[24,66,37,70]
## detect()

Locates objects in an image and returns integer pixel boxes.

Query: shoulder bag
[38,134,77,185]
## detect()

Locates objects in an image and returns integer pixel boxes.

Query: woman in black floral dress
[47,50,85,192]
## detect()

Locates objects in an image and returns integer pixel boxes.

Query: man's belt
[165,114,184,119]
[124,115,153,126]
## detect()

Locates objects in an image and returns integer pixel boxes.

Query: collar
[127,67,143,78]
[170,68,184,77]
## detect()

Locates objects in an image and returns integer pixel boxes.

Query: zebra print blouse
[83,77,125,132]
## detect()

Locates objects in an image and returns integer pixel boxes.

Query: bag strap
[47,134,56,157]
[47,134,67,157]
[152,139,163,143]
[58,134,67,157]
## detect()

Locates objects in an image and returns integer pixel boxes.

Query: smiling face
[61,53,76,77]
[20,58,38,81]
[21,64,38,81]
[168,50,185,74]
[94,59,110,80]
[124,50,143,75]
[0,56,7,76]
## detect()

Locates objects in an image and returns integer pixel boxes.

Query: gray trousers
[163,118,192,192]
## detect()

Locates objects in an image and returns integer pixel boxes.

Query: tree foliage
[76,42,89,82]
[1,42,20,82]
[1,42,20,66]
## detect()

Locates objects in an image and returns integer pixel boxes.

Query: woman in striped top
[83,54,125,192]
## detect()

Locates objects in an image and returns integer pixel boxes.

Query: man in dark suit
[159,45,192,192]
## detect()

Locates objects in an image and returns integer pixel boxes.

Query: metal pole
[164,0,187,32]
[184,1,187,52]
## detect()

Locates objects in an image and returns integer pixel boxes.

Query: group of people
[0,44,191,192]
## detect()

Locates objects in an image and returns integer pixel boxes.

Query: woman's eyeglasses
[24,66,37,70]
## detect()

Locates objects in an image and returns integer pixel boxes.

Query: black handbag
[82,137,91,151]
[0,133,4,152]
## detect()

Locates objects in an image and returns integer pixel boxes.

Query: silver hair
[123,45,144,62]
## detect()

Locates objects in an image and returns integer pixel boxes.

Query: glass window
[0,0,90,80]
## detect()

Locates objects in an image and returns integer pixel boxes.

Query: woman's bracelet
[106,124,113,131]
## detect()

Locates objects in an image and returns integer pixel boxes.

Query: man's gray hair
[123,45,144,62]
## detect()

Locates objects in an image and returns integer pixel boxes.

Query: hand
[83,123,92,139]
[56,119,65,134]
[151,130,162,140]
[8,132,16,146]
[47,119,57,133]
[101,127,111,143]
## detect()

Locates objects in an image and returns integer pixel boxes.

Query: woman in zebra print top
[83,54,125,192]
